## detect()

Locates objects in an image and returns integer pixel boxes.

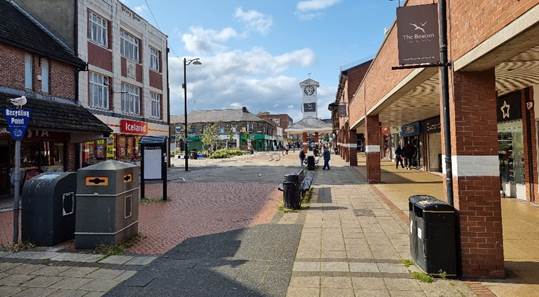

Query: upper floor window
[24,53,32,90]
[120,29,139,62]
[150,91,161,119]
[149,47,161,72]
[121,82,140,115]
[88,11,108,48]
[89,72,109,110]
[40,58,49,93]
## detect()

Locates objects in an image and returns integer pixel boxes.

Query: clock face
[304,85,315,96]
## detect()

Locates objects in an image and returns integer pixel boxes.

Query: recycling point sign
[4,108,31,141]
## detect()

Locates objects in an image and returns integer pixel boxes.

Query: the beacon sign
[120,119,147,135]
[396,4,440,66]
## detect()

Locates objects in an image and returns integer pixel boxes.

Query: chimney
[242,106,248,113]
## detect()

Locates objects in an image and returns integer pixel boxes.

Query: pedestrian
[395,145,405,169]
[323,146,331,170]
[299,149,306,167]
[403,142,412,169]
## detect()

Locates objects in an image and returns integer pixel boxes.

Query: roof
[171,108,268,124]
[0,1,85,69]
[299,78,320,87]
[287,118,333,134]
[0,93,112,134]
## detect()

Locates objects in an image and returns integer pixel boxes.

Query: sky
[123,0,398,121]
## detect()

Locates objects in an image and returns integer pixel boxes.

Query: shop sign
[400,122,421,137]
[421,117,441,133]
[120,119,147,135]
[4,108,31,141]
[497,91,521,122]
[396,4,440,65]
[338,104,347,117]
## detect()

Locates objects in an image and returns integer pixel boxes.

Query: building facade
[77,0,168,165]
[171,107,277,152]
[257,112,293,139]
[0,1,110,197]
[338,0,539,278]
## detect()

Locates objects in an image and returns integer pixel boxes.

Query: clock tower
[299,78,320,119]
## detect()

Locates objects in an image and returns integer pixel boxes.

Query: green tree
[227,129,234,148]
[201,123,218,152]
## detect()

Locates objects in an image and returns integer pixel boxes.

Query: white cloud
[297,0,340,12]
[181,26,239,54]
[235,7,273,34]
[296,0,340,19]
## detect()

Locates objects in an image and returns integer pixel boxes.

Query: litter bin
[409,195,457,276]
[282,173,301,210]
[307,156,315,170]
[75,160,139,249]
[22,172,77,246]
[408,195,431,266]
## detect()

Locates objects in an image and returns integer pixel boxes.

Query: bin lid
[411,195,454,211]
[78,160,137,171]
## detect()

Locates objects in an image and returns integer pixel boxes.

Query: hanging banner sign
[397,4,440,65]
[338,104,347,117]
[4,108,31,141]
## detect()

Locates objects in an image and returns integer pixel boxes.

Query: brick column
[349,129,358,166]
[445,69,504,278]
[302,132,308,153]
[344,129,350,162]
[340,129,344,158]
[365,115,381,183]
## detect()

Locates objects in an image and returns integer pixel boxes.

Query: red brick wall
[66,143,77,171]
[0,43,25,90]
[136,64,143,83]
[521,87,537,203]
[121,57,127,77]
[149,70,163,90]
[50,60,76,99]
[449,0,538,60]
[88,42,113,72]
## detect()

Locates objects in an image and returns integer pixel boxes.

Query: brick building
[0,1,111,197]
[257,112,293,137]
[335,0,539,278]
[15,0,169,165]
[171,107,277,152]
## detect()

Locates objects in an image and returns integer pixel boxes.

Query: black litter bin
[409,195,457,276]
[22,172,77,246]
[282,173,301,209]
[307,156,315,170]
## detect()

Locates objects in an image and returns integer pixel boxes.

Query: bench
[277,169,314,198]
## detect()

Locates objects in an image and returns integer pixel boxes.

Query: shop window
[21,141,64,174]
[120,29,139,62]
[89,72,110,110]
[121,82,140,115]
[150,91,161,119]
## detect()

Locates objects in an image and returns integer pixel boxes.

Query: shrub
[209,148,244,159]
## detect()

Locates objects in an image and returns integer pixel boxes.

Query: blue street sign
[4,108,31,141]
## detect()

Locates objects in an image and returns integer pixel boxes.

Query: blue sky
[124,0,398,120]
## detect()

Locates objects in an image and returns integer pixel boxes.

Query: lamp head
[192,60,202,65]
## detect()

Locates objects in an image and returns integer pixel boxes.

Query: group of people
[394,142,418,170]
[299,144,332,170]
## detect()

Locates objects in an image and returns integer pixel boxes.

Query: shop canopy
[286,117,333,135]
[0,94,112,135]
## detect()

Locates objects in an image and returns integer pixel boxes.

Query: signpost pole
[438,0,454,206]
[12,140,21,244]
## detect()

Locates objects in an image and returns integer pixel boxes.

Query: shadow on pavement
[106,224,302,297]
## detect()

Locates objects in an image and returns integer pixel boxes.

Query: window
[150,47,160,72]
[89,72,109,110]
[24,53,32,89]
[150,91,161,118]
[121,82,140,115]
[41,58,49,93]
[120,29,139,62]
[88,11,108,47]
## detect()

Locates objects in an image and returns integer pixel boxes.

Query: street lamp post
[182,57,202,171]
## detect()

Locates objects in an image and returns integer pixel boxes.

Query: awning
[287,118,333,134]
[0,94,111,135]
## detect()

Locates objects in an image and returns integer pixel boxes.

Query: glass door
[498,120,525,199]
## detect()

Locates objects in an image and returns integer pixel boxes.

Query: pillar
[344,129,350,162]
[302,132,308,152]
[365,115,381,183]
[445,69,504,278]
[349,129,358,166]
[314,132,319,143]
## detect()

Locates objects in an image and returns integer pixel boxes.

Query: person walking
[395,145,405,169]
[403,142,413,169]
[299,149,306,167]
[322,146,331,170]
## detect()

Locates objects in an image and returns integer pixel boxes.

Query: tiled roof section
[171,108,267,124]
[0,94,112,134]
[0,1,85,68]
